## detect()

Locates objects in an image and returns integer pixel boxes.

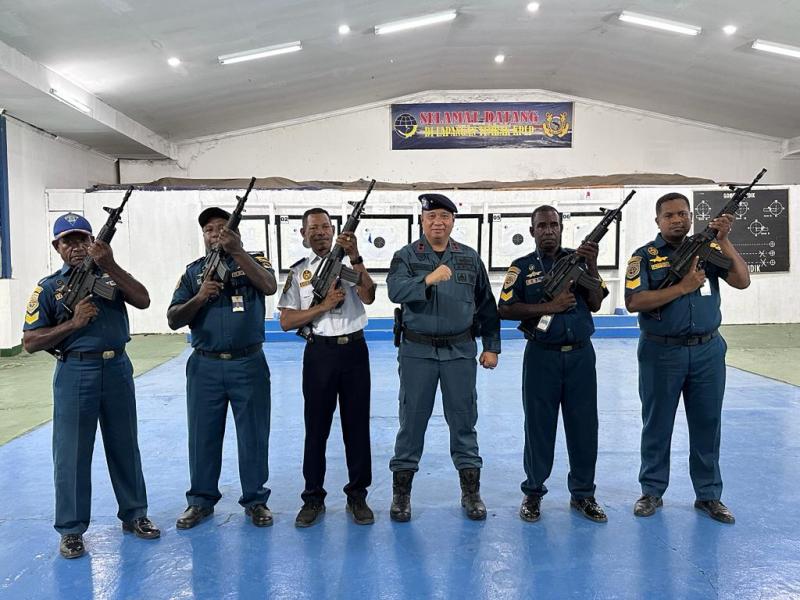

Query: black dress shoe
[295,501,325,528]
[519,495,541,522]
[59,534,85,559]
[122,516,161,539]
[571,496,608,523]
[633,494,663,517]
[694,500,735,524]
[176,505,214,529]
[347,497,375,525]
[245,503,274,527]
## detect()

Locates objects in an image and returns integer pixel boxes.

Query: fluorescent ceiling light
[618,11,701,36]
[527,2,540,12]
[49,88,91,114]
[338,24,351,35]
[494,54,505,64]
[722,25,737,35]
[218,41,302,65]
[167,57,181,67]
[752,39,800,59]
[374,10,457,35]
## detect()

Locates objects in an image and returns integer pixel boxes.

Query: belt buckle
[102,350,115,359]
[219,352,233,360]
[337,336,349,345]
[431,337,446,348]
[686,337,699,346]
[560,345,573,352]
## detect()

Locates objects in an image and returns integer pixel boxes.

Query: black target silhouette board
[358,215,412,271]
[488,212,621,271]
[693,188,789,273]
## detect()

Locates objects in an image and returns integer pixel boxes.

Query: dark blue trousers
[390,355,481,472]
[185,350,271,508]
[52,352,147,534]
[520,341,598,499]
[638,335,727,500]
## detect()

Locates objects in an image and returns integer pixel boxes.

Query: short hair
[655,193,690,215]
[531,205,562,225]
[301,208,331,228]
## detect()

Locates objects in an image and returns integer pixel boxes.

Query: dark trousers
[390,355,482,472]
[301,338,371,503]
[520,341,598,500]
[638,335,727,500]
[52,352,148,534]
[186,350,271,508]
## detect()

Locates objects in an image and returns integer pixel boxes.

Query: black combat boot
[390,470,414,522]
[459,468,487,521]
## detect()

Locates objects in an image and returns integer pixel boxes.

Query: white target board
[358,216,412,271]
[239,216,269,256]
[276,215,341,272]
[489,212,621,271]
[418,214,483,254]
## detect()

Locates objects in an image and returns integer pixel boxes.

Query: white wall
[120,90,800,185]
[41,184,799,335]
[0,118,116,349]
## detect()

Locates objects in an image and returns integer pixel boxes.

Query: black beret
[418,193,458,213]
[198,207,231,227]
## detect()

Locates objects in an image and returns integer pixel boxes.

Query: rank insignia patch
[282,271,293,294]
[500,290,514,302]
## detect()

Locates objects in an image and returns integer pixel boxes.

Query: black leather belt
[195,343,263,360]
[58,348,124,362]
[529,339,588,352]
[312,330,365,346]
[644,331,718,346]
[403,328,473,348]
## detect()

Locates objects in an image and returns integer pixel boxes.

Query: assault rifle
[201,176,256,285]
[58,186,133,320]
[297,179,376,340]
[655,168,766,290]
[519,189,635,337]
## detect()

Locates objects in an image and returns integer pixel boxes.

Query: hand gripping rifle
[655,168,766,290]
[297,179,376,340]
[201,176,257,285]
[519,189,636,337]
[58,186,133,321]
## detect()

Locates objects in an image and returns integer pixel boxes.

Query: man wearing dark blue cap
[22,212,158,559]
[387,193,501,522]
[168,206,277,529]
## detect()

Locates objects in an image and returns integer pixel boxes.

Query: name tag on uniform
[537,314,553,332]
[700,280,712,296]
[232,295,245,312]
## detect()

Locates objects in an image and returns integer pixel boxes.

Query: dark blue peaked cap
[418,193,458,213]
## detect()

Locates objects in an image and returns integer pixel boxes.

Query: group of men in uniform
[22,188,748,559]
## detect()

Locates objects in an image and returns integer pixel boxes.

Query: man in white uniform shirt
[278,208,377,527]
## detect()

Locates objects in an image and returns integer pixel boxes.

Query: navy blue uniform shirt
[170,253,273,352]
[625,233,729,336]
[498,248,607,345]
[23,264,130,352]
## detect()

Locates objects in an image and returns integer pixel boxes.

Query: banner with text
[391,102,573,150]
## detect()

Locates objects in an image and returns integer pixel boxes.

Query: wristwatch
[350,255,364,265]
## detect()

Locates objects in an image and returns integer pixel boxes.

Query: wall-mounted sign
[391,102,573,150]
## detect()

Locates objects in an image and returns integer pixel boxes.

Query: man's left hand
[576,241,599,268]
[219,226,244,254]
[709,213,733,241]
[337,232,360,260]
[479,351,498,369]
[88,240,115,270]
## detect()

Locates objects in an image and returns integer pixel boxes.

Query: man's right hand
[320,281,346,311]
[425,264,452,286]
[197,279,224,303]
[71,296,99,328]
[548,286,577,313]
[679,256,706,294]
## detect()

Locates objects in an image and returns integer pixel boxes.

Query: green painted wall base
[0,343,22,357]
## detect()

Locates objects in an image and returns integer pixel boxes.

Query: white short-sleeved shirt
[277,252,368,336]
